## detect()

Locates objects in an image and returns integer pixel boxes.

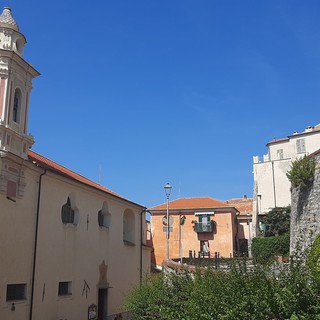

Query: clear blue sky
[9,1,320,208]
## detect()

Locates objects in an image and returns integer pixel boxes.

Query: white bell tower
[0,7,40,200]
[0,7,40,160]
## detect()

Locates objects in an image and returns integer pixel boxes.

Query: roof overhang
[194,211,215,216]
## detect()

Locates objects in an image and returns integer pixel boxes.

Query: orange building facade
[149,197,239,268]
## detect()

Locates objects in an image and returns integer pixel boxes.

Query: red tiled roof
[225,198,253,214]
[28,150,121,198]
[150,197,232,211]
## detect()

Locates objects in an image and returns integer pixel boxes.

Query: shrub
[262,206,291,237]
[307,233,320,281]
[125,253,320,319]
[286,155,316,189]
[251,234,290,264]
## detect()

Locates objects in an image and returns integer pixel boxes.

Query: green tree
[262,206,291,237]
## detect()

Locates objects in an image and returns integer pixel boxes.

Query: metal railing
[194,221,214,233]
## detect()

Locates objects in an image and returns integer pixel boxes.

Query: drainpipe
[29,168,47,320]
[271,161,277,208]
[140,209,146,286]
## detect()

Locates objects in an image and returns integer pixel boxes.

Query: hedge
[251,234,290,264]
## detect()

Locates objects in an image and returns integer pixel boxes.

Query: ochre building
[149,197,239,268]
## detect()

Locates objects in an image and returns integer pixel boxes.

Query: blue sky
[8,1,320,208]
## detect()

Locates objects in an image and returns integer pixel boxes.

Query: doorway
[98,288,108,320]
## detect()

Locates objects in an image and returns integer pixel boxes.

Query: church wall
[0,162,39,319]
[31,172,147,319]
[0,162,149,319]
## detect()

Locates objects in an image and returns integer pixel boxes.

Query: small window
[58,281,72,296]
[277,149,284,160]
[13,89,22,123]
[98,211,104,227]
[296,139,306,154]
[123,209,135,245]
[6,284,27,301]
[61,197,75,224]
[98,202,111,228]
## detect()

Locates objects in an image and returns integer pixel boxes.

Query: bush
[251,234,290,264]
[307,233,320,281]
[286,155,316,189]
[262,206,291,237]
[125,254,320,319]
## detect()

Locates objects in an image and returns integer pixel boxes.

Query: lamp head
[164,182,172,197]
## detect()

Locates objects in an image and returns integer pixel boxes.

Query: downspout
[271,161,277,207]
[140,209,146,286]
[235,211,240,257]
[29,168,47,320]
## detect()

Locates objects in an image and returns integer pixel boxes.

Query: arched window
[13,89,22,123]
[123,209,135,245]
[98,202,111,228]
[61,197,75,224]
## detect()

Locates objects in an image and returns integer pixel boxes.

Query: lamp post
[164,182,172,261]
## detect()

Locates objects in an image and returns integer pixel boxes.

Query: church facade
[0,7,151,320]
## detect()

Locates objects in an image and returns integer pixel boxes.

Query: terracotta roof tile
[150,197,232,211]
[225,198,253,215]
[28,150,121,198]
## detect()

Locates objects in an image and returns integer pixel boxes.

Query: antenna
[99,164,103,184]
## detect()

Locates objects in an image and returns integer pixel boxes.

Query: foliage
[286,155,316,189]
[251,234,290,264]
[262,206,291,237]
[125,256,320,319]
[307,233,320,281]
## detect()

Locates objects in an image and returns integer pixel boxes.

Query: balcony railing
[194,221,214,233]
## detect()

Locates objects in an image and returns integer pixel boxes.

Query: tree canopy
[262,206,291,237]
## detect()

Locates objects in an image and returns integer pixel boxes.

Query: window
[58,281,72,296]
[123,209,135,245]
[198,214,210,230]
[277,149,284,160]
[296,139,306,154]
[13,89,22,123]
[98,202,111,228]
[6,284,26,301]
[61,197,75,224]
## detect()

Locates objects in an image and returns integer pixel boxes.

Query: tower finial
[0,6,19,31]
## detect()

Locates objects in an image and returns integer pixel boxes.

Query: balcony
[194,221,215,233]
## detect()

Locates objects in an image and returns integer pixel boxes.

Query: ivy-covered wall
[290,151,320,254]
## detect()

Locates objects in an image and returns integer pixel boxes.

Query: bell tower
[0,7,40,160]
[0,7,40,200]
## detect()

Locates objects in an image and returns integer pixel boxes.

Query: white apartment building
[252,124,320,236]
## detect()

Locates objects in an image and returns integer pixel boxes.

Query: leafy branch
[286,155,316,189]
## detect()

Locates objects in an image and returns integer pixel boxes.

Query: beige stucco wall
[0,162,150,320]
[0,161,39,320]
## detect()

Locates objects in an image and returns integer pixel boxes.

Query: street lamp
[164,182,172,260]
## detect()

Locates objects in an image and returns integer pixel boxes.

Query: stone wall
[290,152,320,254]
